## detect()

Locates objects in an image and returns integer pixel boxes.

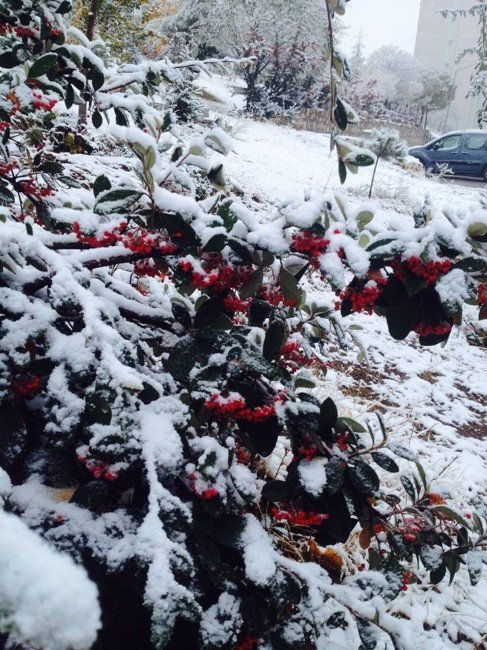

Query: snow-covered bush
[1,2,487,649]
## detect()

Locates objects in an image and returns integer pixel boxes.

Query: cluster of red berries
[77,453,118,482]
[205,394,285,423]
[234,636,259,650]
[205,394,247,414]
[401,570,413,591]
[0,23,35,38]
[0,121,8,131]
[414,321,452,337]
[20,181,53,198]
[258,286,298,308]
[179,256,254,294]
[336,433,348,452]
[478,283,487,306]
[200,488,219,500]
[392,256,452,284]
[32,91,57,112]
[0,161,18,175]
[133,259,162,278]
[279,341,315,370]
[223,295,251,313]
[338,280,385,315]
[270,506,328,527]
[12,374,41,398]
[297,445,319,460]
[73,222,177,256]
[291,231,330,258]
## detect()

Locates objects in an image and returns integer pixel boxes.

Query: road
[437,176,485,189]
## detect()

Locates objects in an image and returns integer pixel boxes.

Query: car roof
[442,130,485,136]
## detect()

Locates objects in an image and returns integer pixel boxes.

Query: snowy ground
[196,81,487,644]
[217,114,487,502]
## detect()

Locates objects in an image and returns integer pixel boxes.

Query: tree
[442,2,487,127]
[417,67,456,129]
[161,0,333,116]
[0,1,486,649]
[361,128,407,197]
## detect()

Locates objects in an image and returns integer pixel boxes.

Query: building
[414,0,482,130]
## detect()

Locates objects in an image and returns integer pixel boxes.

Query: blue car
[408,130,487,181]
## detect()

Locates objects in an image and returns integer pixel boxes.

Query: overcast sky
[340,0,422,57]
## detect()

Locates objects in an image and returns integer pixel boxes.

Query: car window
[435,135,462,151]
[464,135,487,150]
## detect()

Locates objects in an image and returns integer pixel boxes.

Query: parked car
[408,130,487,181]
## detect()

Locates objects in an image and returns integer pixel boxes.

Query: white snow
[0,511,101,650]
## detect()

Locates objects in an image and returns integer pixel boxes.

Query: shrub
[0,1,486,649]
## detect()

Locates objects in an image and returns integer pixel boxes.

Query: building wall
[414,0,481,130]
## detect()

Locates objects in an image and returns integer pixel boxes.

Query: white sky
[340,0,422,57]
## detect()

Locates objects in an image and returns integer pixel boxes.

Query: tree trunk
[77,0,102,129]
[368,156,380,199]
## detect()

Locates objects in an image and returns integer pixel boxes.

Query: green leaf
[279,267,300,302]
[203,233,227,252]
[40,161,63,175]
[114,107,128,126]
[371,452,399,473]
[0,185,15,205]
[263,310,287,361]
[320,398,338,430]
[227,239,252,265]
[430,564,446,585]
[356,210,374,231]
[334,98,348,131]
[93,175,112,197]
[454,257,486,273]
[401,476,416,501]
[240,268,263,299]
[0,51,19,69]
[262,480,293,502]
[28,54,57,78]
[91,67,105,92]
[415,461,428,491]
[467,221,487,238]
[349,461,380,496]
[336,417,366,433]
[64,84,75,109]
[338,159,347,185]
[92,110,103,129]
[194,295,224,329]
[432,506,470,528]
[94,188,142,215]
[354,154,375,167]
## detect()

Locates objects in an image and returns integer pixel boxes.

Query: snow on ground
[197,81,487,641]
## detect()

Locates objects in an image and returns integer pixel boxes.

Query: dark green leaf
[349,461,380,496]
[93,175,112,197]
[262,480,293,502]
[401,476,416,501]
[338,159,347,185]
[334,98,348,131]
[240,268,263,299]
[194,295,225,329]
[371,452,399,473]
[279,267,300,302]
[92,110,103,128]
[263,309,287,361]
[28,54,57,78]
